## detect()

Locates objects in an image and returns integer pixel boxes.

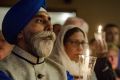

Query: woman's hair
[107,43,119,55]
[63,27,85,45]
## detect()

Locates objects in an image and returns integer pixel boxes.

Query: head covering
[64,17,89,43]
[49,25,86,76]
[2,0,46,44]
[64,17,89,33]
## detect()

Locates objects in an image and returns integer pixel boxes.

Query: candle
[84,49,90,80]
[83,48,90,80]
[85,48,90,56]
[98,25,102,33]
[79,48,97,80]
[94,25,103,43]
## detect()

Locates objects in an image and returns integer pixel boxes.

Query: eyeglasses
[68,39,87,48]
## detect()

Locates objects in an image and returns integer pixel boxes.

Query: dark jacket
[94,57,116,80]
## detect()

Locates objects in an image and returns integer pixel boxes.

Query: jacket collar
[12,46,44,64]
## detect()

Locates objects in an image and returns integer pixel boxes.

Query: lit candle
[83,48,90,80]
[94,25,103,43]
[98,25,102,33]
[79,48,97,80]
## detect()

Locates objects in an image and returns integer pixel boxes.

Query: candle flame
[98,25,102,33]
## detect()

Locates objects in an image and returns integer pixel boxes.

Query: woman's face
[64,31,85,62]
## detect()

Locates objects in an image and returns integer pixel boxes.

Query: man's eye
[35,19,43,23]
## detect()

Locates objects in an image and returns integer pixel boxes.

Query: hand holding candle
[94,24,108,56]
[79,48,97,80]
[79,48,90,80]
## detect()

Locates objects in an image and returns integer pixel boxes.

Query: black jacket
[94,57,116,80]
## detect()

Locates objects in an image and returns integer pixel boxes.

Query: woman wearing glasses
[49,25,91,80]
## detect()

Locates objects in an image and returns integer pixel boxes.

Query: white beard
[29,31,56,58]
[33,39,54,58]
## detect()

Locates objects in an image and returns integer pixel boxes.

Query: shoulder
[45,58,67,80]
[45,58,65,71]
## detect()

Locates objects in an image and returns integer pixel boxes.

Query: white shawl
[49,25,87,76]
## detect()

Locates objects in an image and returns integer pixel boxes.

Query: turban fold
[2,0,46,44]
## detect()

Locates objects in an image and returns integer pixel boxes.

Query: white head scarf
[64,17,89,43]
[49,25,86,76]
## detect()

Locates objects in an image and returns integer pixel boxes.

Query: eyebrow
[33,15,51,20]
[34,15,45,18]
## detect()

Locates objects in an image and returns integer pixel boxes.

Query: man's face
[20,11,56,58]
[105,27,119,45]
[23,11,52,35]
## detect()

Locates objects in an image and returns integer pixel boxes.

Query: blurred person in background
[64,17,89,34]
[53,23,62,36]
[103,24,120,47]
[88,28,117,80]
[94,33,117,80]
[103,23,120,69]
[107,43,120,80]
[0,31,14,80]
[0,31,14,60]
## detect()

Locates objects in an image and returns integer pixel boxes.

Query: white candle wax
[84,48,90,80]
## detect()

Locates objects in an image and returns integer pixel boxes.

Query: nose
[44,21,53,31]
[77,45,84,54]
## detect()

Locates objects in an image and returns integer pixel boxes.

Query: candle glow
[98,25,102,33]
[79,48,97,80]
[94,24,103,42]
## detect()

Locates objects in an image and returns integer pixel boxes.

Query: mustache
[31,31,56,41]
